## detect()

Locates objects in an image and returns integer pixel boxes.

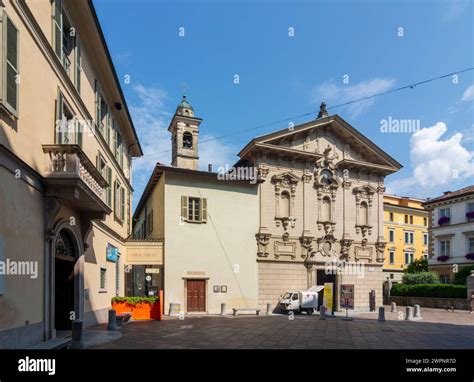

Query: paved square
[89,306,474,349]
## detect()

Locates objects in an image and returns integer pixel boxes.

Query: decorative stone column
[256,229,271,257]
[340,238,353,260]
[375,241,386,263]
[300,233,314,259]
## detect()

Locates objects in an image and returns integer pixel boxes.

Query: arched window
[360,201,368,225]
[280,191,290,218]
[321,196,331,221]
[183,132,193,148]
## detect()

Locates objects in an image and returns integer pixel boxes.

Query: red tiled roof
[423,185,474,205]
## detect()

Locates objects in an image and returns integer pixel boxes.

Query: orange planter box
[112,300,161,320]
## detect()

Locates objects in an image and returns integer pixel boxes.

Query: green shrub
[391,284,467,298]
[452,265,474,285]
[112,296,159,305]
[402,271,440,285]
[404,258,428,274]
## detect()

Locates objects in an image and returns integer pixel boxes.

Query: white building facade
[423,186,474,283]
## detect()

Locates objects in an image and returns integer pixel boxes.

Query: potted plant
[465,253,474,261]
[112,296,161,320]
[466,211,474,221]
[438,216,450,225]
[437,255,449,262]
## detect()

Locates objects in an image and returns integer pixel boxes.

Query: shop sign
[106,243,118,262]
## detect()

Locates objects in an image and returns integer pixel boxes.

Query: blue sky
[94,0,474,210]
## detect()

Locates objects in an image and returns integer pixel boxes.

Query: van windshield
[282,293,292,299]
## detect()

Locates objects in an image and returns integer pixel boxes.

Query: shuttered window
[1,13,19,117]
[52,0,62,59]
[106,167,112,207]
[181,196,207,223]
[74,36,81,93]
[120,187,125,221]
[55,89,81,145]
[95,80,108,136]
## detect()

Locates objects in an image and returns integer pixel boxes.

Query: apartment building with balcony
[383,195,428,282]
[423,186,474,283]
[0,0,144,348]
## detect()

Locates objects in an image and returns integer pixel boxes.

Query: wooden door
[186,280,206,312]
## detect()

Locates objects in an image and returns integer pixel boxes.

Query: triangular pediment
[238,115,401,174]
[272,171,300,184]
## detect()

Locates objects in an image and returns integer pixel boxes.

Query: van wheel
[307,309,313,315]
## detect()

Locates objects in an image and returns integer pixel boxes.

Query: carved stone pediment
[272,172,300,187]
[353,184,377,201]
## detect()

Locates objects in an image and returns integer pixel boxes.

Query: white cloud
[442,0,470,23]
[461,84,474,102]
[198,136,237,172]
[311,78,396,118]
[386,122,474,196]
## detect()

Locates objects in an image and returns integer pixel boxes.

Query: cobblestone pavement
[89,306,474,349]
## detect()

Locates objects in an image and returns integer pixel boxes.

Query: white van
[278,286,324,314]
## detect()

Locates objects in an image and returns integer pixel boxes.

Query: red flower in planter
[437,255,449,262]
[466,253,474,260]
[438,216,450,225]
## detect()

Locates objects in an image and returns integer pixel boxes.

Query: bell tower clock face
[321,169,333,185]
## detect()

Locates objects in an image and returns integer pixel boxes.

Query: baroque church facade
[237,104,402,310]
[133,98,401,313]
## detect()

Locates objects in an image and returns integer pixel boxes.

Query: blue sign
[106,243,118,262]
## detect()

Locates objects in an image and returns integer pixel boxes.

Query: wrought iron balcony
[42,144,111,215]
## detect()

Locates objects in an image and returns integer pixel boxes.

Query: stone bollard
[319,306,326,320]
[405,306,414,321]
[107,309,117,331]
[378,307,386,322]
[220,303,226,316]
[266,303,272,315]
[391,302,397,313]
[70,320,84,349]
[414,304,422,319]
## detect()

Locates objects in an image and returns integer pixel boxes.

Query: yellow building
[383,195,429,282]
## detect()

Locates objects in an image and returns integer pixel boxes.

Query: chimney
[208,164,213,172]
[443,191,452,195]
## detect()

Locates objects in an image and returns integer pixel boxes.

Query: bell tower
[168,95,202,170]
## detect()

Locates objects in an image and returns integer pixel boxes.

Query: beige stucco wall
[1,0,134,240]
[83,223,126,325]
[0,167,44,331]
[0,0,140,345]
[163,172,259,314]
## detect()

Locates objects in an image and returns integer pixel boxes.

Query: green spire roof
[176,95,194,112]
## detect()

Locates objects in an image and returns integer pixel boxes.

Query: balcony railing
[43,144,108,201]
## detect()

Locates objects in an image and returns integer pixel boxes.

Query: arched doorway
[54,229,77,331]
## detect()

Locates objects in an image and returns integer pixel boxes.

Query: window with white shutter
[0,12,19,117]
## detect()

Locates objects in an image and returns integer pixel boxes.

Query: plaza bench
[232,308,261,316]
[116,312,132,326]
